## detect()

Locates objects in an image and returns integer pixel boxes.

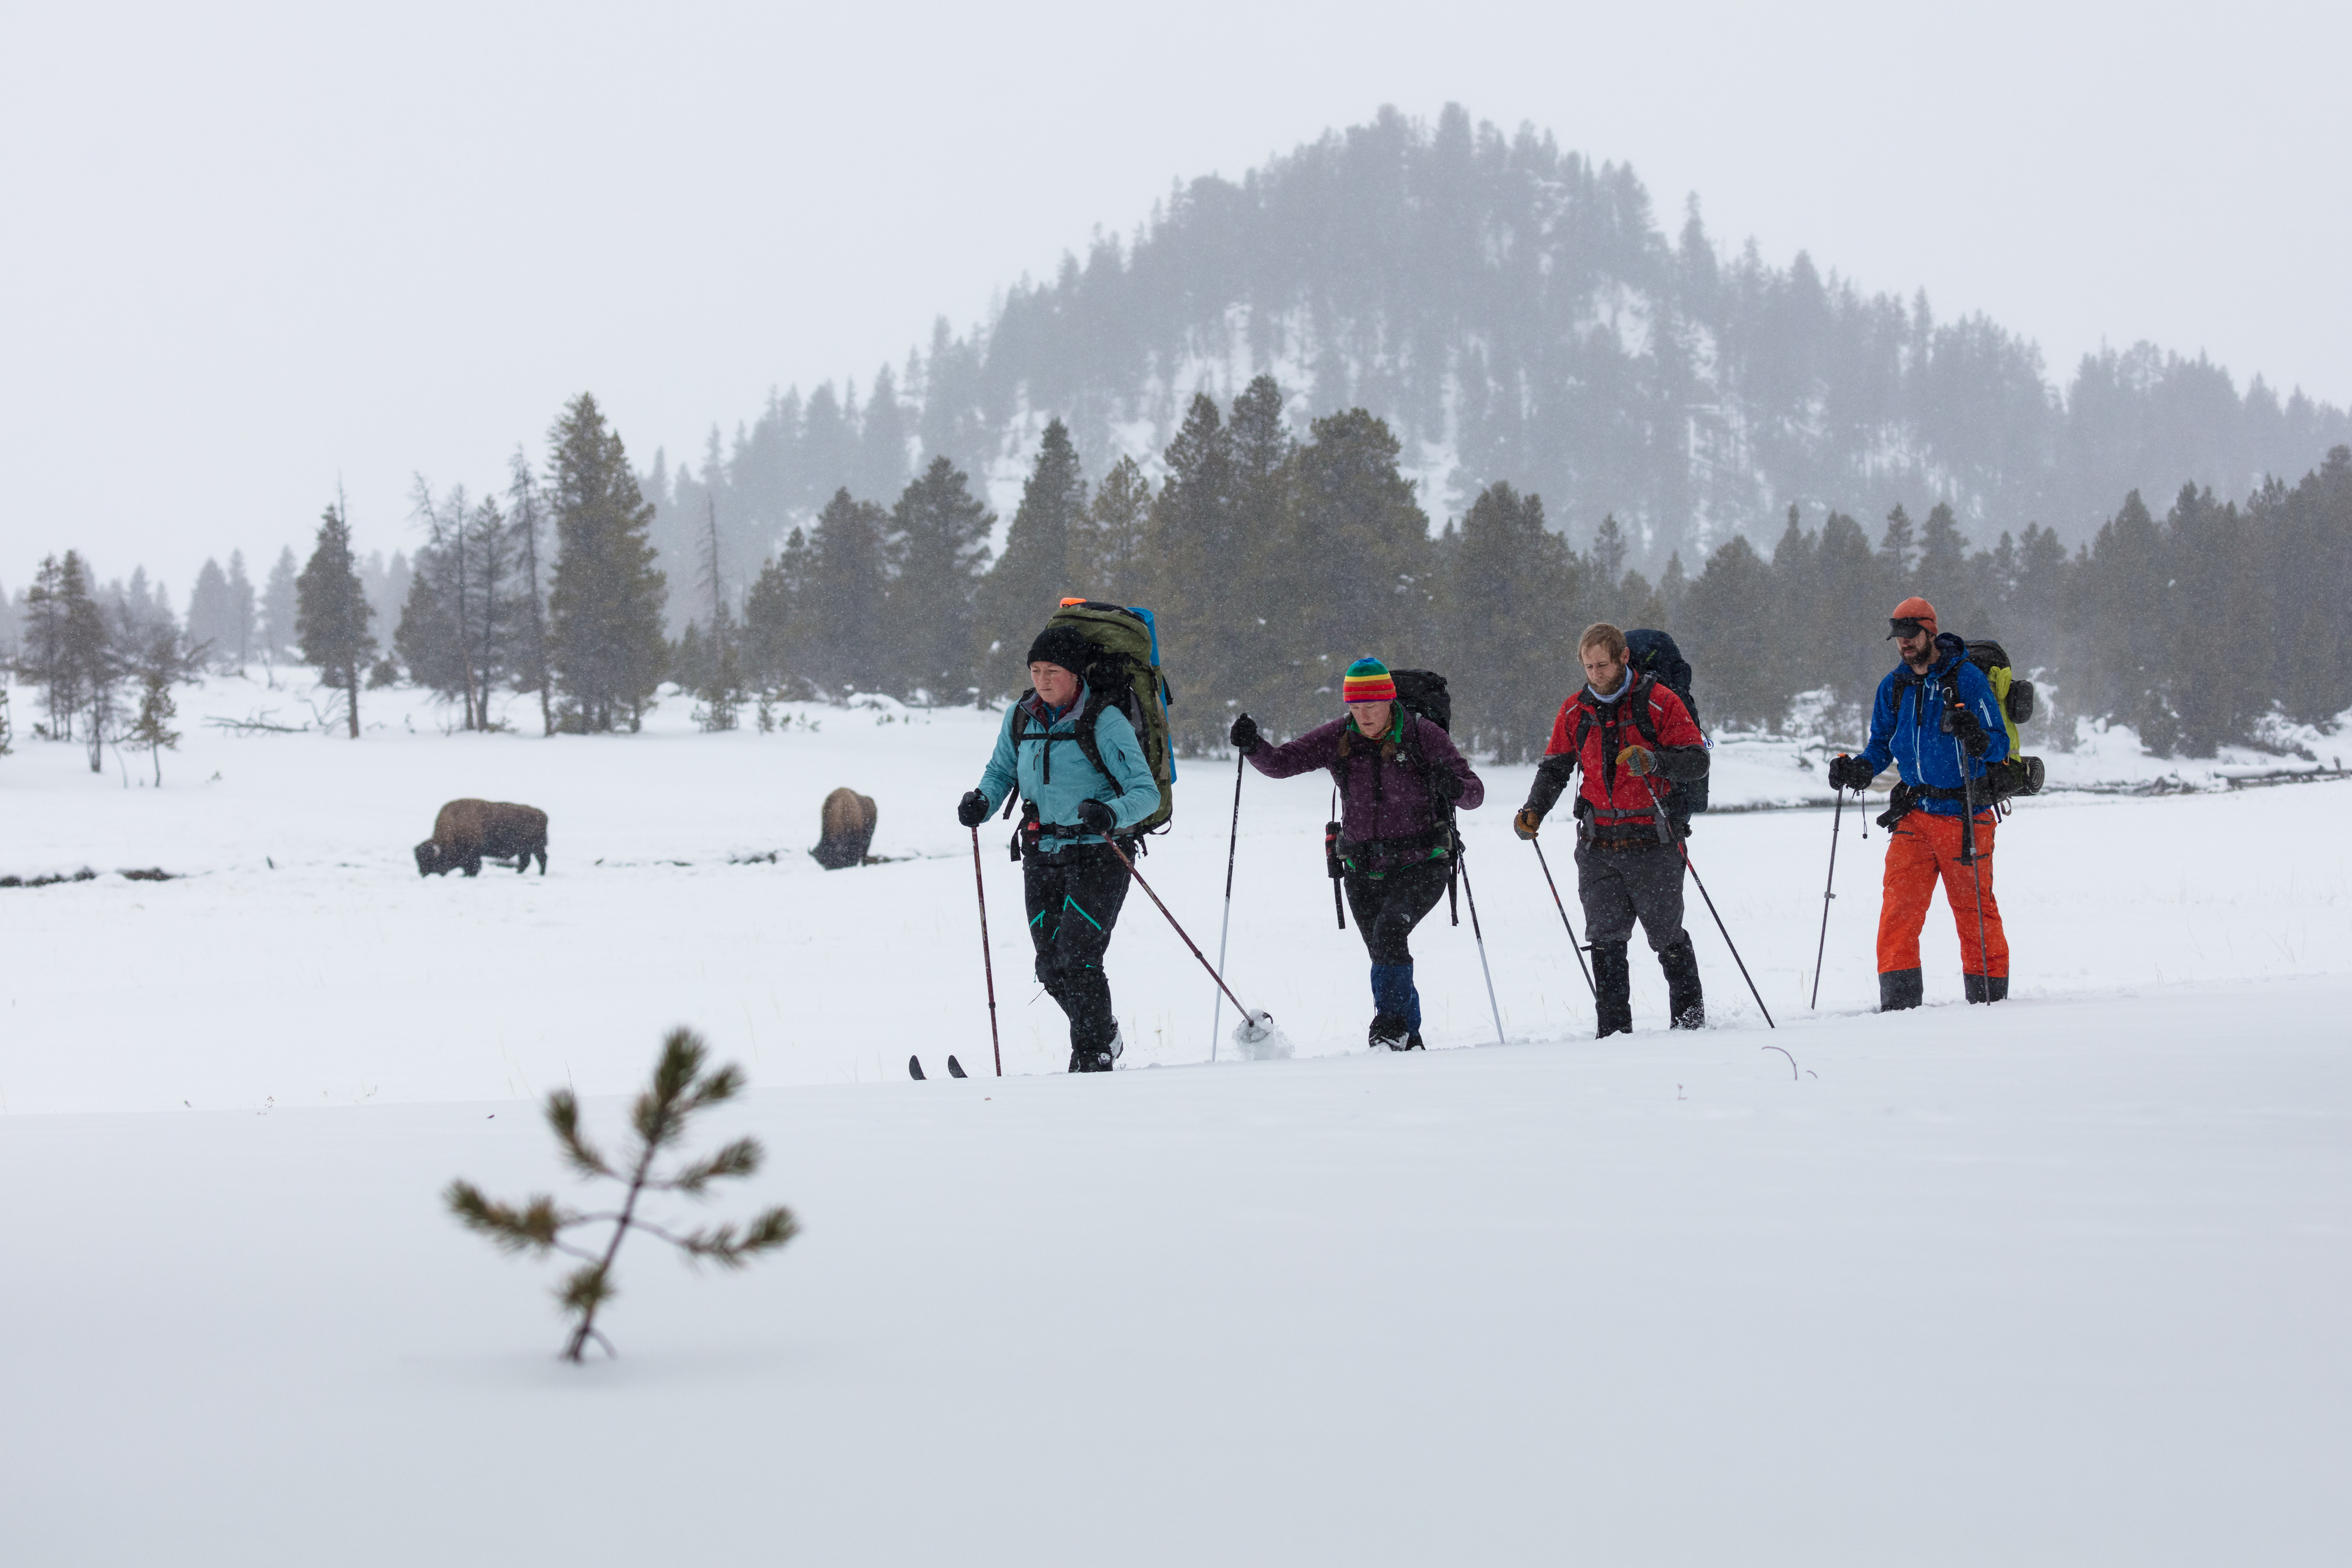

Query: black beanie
[1025,622,1093,675]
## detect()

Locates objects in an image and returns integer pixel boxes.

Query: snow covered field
[4,673,2349,1564]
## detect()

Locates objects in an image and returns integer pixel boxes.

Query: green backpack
[1951,639,2045,798]
[1008,600,1177,834]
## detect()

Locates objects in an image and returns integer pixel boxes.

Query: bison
[415,799,549,877]
[809,787,878,870]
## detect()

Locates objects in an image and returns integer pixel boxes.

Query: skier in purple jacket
[1229,657,1484,1051]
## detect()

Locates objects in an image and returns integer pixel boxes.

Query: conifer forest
[6,107,2350,760]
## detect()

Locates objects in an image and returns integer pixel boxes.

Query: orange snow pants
[1877,810,2009,978]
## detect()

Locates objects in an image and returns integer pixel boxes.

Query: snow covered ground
[3,673,2349,1563]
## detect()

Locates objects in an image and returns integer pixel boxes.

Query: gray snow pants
[1574,840,1689,953]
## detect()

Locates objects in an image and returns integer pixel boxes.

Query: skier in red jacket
[1513,623,1710,1036]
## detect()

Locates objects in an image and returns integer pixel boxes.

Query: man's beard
[1903,639,1935,671]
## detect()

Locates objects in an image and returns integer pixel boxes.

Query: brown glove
[1616,744,1656,776]
[1513,807,1543,841]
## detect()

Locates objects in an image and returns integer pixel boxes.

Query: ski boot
[1593,942,1633,1038]
[1660,938,1705,1030]
[1369,1013,1412,1051]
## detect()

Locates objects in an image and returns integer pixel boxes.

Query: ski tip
[946,1055,968,1078]
[907,1055,925,1080]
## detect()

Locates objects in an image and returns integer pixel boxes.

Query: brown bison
[415,799,549,877]
[809,787,878,870]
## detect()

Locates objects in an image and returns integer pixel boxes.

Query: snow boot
[1879,968,1923,1011]
[1962,974,2008,1004]
[1369,1013,1412,1051]
[1659,937,1705,1030]
[1370,962,1422,1033]
[1404,1030,1425,1051]
[1593,941,1633,1038]
[1067,1029,1120,1072]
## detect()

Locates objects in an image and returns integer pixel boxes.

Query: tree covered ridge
[661,103,2347,594]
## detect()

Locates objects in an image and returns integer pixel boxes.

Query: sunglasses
[1887,618,1930,640]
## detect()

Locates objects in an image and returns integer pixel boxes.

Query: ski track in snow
[2,673,2348,1563]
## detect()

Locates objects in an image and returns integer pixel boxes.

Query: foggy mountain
[652,103,2349,593]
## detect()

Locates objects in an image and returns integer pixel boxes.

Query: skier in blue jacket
[1827,596,2013,1010]
[957,622,1159,1072]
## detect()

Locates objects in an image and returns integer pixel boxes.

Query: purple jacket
[1247,713,1485,845]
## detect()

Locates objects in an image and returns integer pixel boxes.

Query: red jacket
[1526,675,1708,839]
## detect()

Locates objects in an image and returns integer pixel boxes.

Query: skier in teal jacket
[957,622,1158,1072]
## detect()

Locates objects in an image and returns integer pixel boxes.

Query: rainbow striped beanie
[1342,657,1396,704]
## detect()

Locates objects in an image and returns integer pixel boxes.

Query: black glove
[1229,713,1261,752]
[1827,754,1872,792]
[1427,766,1465,802]
[1075,798,1116,834]
[1948,705,1990,758]
[956,789,990,828]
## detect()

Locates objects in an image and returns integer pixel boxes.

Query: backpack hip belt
[1338,826,1448,873]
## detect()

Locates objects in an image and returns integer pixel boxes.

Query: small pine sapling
[445,1027,797,1361]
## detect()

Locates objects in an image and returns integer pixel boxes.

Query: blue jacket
[1860,633,2011,817]
[975,683,1159,851]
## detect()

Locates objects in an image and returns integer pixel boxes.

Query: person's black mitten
[956,789,990,828]
[1075,798,1116,834]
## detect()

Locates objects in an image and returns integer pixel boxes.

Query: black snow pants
[1576,840,1702,1036]
[1342,858,1452,965]
[1023,843,1132,1070]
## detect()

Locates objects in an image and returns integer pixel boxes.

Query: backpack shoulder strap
[1629,674,1662,745]
[1071,689,1124,796]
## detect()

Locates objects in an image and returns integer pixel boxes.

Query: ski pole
[1639,775,1775,1029]
[1810,782,1846,1009]
[1209,748,1245,1061]
[1097,832,1273,1040]
[970,825,1002,1076]
[1457,851,1508,1046]
[1957,736,1993,1001]
[1528,836,1597,999]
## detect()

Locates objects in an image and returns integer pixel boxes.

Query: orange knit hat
[1886,596,1938,639]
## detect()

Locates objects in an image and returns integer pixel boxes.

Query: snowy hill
[3,677,2348,1562]
[662,104,2352,590]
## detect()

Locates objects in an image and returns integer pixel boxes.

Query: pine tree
[546,393,669,732]
[506,449,555,736]
[59,554,117,770]
[1813,511,1888,718]
[1144,395,1235,750]
[296,498,376,738]
[261,547,300,663]
[1879,503,1918,588]
[1919,500,1969,593]
[690,496,741,730]
[226,550,256,667]
[800,488,889,697]
[445,1028,797,1362]
[1677,534,1780,729]
[1591,513,1630,592]
[1074,455,1152,608]
[1271,408,1432,735]
[125,626,185,784]
[1224,376,1295,715]
[1446,482,1582,761]
[742,529,808,707]
[185,558,234,668]
[1766,505,1818,705]
[977,424,1080,698]
[887,456,994,704]
[22,554,78,740]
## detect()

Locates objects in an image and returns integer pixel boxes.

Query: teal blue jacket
[975,684,1159,851]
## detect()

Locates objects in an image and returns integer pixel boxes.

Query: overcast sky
[3,0,2344,594]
